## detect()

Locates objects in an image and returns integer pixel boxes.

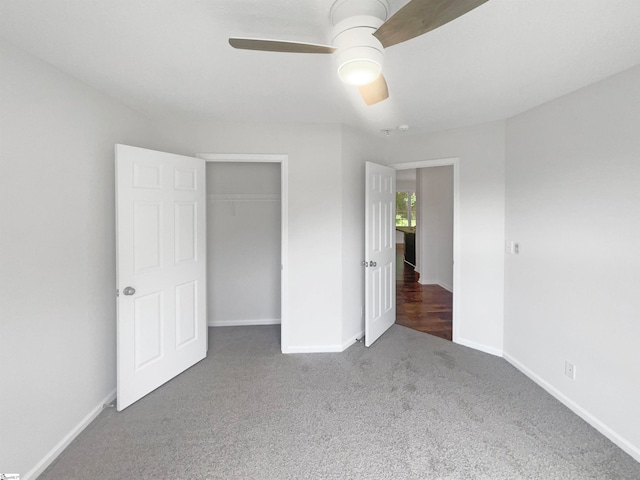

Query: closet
[206,162,281,326]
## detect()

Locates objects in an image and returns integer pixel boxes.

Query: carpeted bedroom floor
[40,325,640,479]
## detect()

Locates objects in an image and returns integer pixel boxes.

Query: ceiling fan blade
[358,74,389,106]
[374,0,489,48]
[229,38,336,54]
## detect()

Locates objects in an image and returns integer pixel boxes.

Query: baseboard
[454,336,503,357]
[283,344,344,354]
[24,388,117,480]
[282,330,364,354]
[283,330,365,354]
[342,330,364,351]
[503,351,640,464]
[209,318,281,327]
[416,279,453,292]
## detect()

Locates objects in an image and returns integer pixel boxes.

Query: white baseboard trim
[454,336,503,357]
[342,330,364,351]
[503,351,640,464]
[416,280,453,292]
[209,318,281,327]
[24,388,117,480]
[282,331,364,354]
[283,344,344,354]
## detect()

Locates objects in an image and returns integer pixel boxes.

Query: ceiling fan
[229,0,489,106]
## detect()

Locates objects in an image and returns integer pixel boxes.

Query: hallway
[395,245,453,340]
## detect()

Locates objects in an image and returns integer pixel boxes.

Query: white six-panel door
[116,145,206,410]
[364,162,396,347]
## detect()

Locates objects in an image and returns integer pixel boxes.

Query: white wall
[384,123,506,355]
[396,169,417,193]
[504,65,640,460]
[206,163,281,326]
[0,39,155,477]
[415,166,453,290]
[150,119,345,352]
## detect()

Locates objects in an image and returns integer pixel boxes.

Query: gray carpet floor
[40,325,640,479]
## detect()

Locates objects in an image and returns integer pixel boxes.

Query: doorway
[197,153,289,352]
[392,159,459,342]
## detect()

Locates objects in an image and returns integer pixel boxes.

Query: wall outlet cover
[565,360,576,380]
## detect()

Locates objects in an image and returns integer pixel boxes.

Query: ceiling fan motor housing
[330,0,389,86]
[332,15,385,85]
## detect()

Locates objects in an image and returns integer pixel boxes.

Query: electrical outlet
[565,361,576,380]
[513,243,520,254]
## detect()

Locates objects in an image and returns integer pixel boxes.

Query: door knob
[123,286,136,296]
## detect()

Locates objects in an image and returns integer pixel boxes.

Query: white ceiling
[2,0,640,135]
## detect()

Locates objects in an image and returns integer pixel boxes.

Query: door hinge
[116,289,119,297]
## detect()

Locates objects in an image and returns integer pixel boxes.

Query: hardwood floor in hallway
[395,245,453,341]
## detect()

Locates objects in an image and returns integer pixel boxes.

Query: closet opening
[198,154,289,352]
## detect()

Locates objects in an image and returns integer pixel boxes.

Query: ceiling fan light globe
[339,59,382,86]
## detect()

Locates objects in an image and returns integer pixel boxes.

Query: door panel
[175,280,197,347]
[364,162,396,347]
[175,201,196,263]
[116,144,206,410]
[134,202,162,272]
[133,291,163,369]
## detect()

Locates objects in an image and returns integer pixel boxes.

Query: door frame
[196,153,289,353]
[391,157,460,344]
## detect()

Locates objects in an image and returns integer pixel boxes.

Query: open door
[116,145,206,410]
[364,162,396,347]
